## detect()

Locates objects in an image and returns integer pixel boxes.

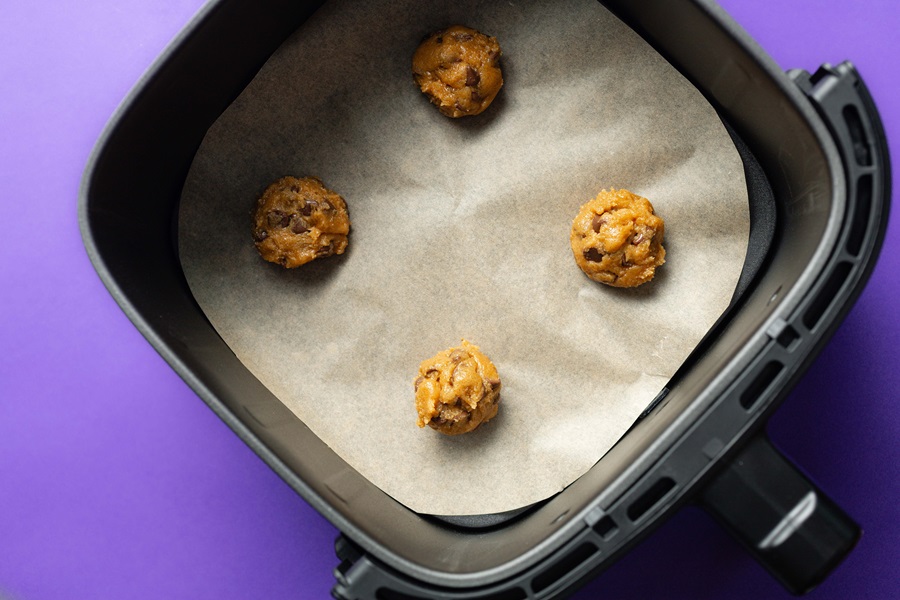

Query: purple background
[1,0,898,598]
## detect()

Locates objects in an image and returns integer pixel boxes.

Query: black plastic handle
[700,436,860,594]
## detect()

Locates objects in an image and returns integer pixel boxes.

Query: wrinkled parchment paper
[179,0,749,515]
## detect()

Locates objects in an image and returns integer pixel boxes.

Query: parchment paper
[178,0,749,515]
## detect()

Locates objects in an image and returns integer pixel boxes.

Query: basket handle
[699,435,859,594]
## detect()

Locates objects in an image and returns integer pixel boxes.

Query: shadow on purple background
[0,1,897,599]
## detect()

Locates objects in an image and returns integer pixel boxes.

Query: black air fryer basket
[79,0,891,598]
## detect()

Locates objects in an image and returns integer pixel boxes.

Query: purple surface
[0,0,897,599]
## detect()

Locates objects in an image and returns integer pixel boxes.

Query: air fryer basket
[78,0,890,599]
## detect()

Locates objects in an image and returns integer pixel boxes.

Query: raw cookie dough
[570,189,666,287]
[415,340,502,435]
[412,25,503,118]
[252,176,350,268]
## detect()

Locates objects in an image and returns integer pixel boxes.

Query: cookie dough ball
[252,176,350,268]
[412,25,503,118]
[414,340,501,435]
[570,189,666,287]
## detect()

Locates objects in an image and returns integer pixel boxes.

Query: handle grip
[700,435,860,594]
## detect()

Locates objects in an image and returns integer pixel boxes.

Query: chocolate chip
[621,256,634,267]
[449,349,468,363]
[300,200,317,216]
[316,242,334,256]
[466,66,480,87]
[439,403,468,424]
[449,364,461,385]
[425,368,439,377]
[584,247,604,262]
[414,376,424,390]
[290,185,300,193]
[592,214,608,233]
[631,233,645,245]
[489,50,501,65]
[470,90,482,103]
[435,36,443,44]
[267,210,288,228]
[252,229,268,242]
[291,218,309,234]
[321,200,334,213]
[486,377,501,389]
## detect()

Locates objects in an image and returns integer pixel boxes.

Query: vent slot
[803,262,853,330]
[593,515,618,539]
[531,543,598,593]
[847,174,873,256]
[843,104,872,166]
[377,588,528,600]
[475,589,528,600]
[376,589,428,600]
[627,477,676,522]
[740,361,784,410]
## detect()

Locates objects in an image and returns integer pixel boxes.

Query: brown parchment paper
[178,0,749,515]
